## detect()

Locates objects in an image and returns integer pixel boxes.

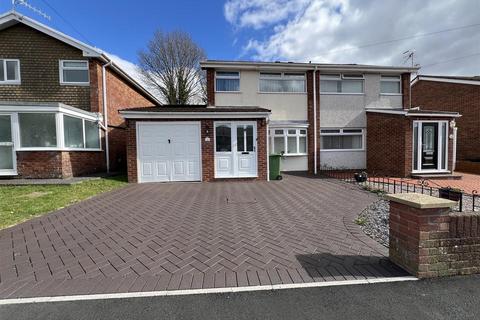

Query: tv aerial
[11,0,51,21]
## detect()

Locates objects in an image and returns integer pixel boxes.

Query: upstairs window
[259,72,305,93]
[0,59,20,84]
[380,75,401,94]
[60,60,89,85]
[320,74,364,94]
[215,71,240,92]
[320,128,364,150]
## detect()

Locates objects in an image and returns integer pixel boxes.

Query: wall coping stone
[385,193,457,209]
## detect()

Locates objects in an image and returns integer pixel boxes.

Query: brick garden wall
[126,118,268,183]
[389,200,480,278]
[412,80,480,162]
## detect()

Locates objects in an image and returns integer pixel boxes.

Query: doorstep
[410,173,463,180]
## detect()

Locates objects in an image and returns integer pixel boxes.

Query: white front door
[137,122,201,183]
[215,122,257,178]
[0,114,16,176]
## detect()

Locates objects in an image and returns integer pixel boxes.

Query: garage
[137,122,201,182]
[120,105,271,183]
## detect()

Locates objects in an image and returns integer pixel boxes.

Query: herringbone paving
[0,175,407,298]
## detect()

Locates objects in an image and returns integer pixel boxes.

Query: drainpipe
[102,61,113,173]
[452,126,458,172]
[313,66,318,175]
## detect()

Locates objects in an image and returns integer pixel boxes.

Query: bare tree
[138,30,206,105]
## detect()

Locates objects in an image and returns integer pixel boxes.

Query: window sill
[320,149,365,152]
[215,91,241,94]
[0,82,21,85]
[320,93,364,96]
[258,92,307,95]
[272,153,308,157]
[17,148,103,152]
[380,93,402,96]
[60,82,90,86]
[0,171,17,176]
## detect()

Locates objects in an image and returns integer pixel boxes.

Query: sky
[1,0,480,76]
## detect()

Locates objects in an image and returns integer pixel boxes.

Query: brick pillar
[206,68,215,106]
[306,70,319,174]
[402,73,411,109]
[387,193,455,278]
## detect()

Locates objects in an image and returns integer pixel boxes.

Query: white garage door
[137,122,201,183]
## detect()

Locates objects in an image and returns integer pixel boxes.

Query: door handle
[168,139,171,144]
[242,152,249,155]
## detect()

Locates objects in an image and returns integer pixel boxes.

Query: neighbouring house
[412,75,480,174]
[0,11,159,179]
[120,60,461,183]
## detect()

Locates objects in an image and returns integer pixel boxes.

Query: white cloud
[225,0,480,75]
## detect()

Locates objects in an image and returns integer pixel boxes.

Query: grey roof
[418,75,480,81]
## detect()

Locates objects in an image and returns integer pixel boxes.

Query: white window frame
[259,72,306,93]
[215,71,240,92]
[63,114,101,151]
[0,59,21,84]
[380,75,402,95]
[320,128,365,151]
[269,127,308,156]
[0,106,102,152]
[0,113,17,175]
[412,120,449,174]
[320,73,365,95]
[59,60,90,85]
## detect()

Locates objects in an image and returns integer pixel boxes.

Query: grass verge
[0,175,127,230]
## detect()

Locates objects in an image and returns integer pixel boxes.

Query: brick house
[121,61,461,183]
[412,75,480,174]
[0,11,159,179]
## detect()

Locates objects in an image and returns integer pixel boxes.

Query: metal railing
[319,169,478,212]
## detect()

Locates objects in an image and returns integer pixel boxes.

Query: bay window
[0,59,20,84]
[15,111,100,150]
[259,72,305,93]
[215,71,240,92]
[380,75,401,94]
[19,113,57,148]
[320,128,364,151]
[270,128,307,155]
[320,74,364,94]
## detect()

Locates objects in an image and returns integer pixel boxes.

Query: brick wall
[389,197,480,278]
[402,73,411,109]
[125,118,268,183]
[412,80,480,162]
[206,68,215,106]
[16,151,104,179]
[306,70,320,174]
[90,60,156,172]
[366,112,411,177]
[0,23,91,110]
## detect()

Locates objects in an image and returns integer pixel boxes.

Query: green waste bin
[269,154,282,181]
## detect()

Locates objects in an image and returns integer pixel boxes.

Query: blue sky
[2,0,479,75]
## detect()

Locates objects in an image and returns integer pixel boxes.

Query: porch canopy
[365,108,461,178]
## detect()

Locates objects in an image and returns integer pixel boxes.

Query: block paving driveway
[0,175,407,299]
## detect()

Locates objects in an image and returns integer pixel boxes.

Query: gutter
[102,61,113,173]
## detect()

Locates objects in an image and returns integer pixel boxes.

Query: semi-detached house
[121,60,461,183]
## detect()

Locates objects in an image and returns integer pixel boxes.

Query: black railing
[318,168,478,212]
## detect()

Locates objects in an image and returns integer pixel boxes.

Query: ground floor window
[320,128,364,151]
[64,115,101,150]
[19,113,57,148]
[269,128,307,155]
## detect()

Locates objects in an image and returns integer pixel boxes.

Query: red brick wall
[412,80,480,162]
[306,70,320,174]
[125,118,268,183]
[389,200,480,278]
[402,73,411,109]
[16,151,104,179]
[206,68,215,106]
[90,61,156,172]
